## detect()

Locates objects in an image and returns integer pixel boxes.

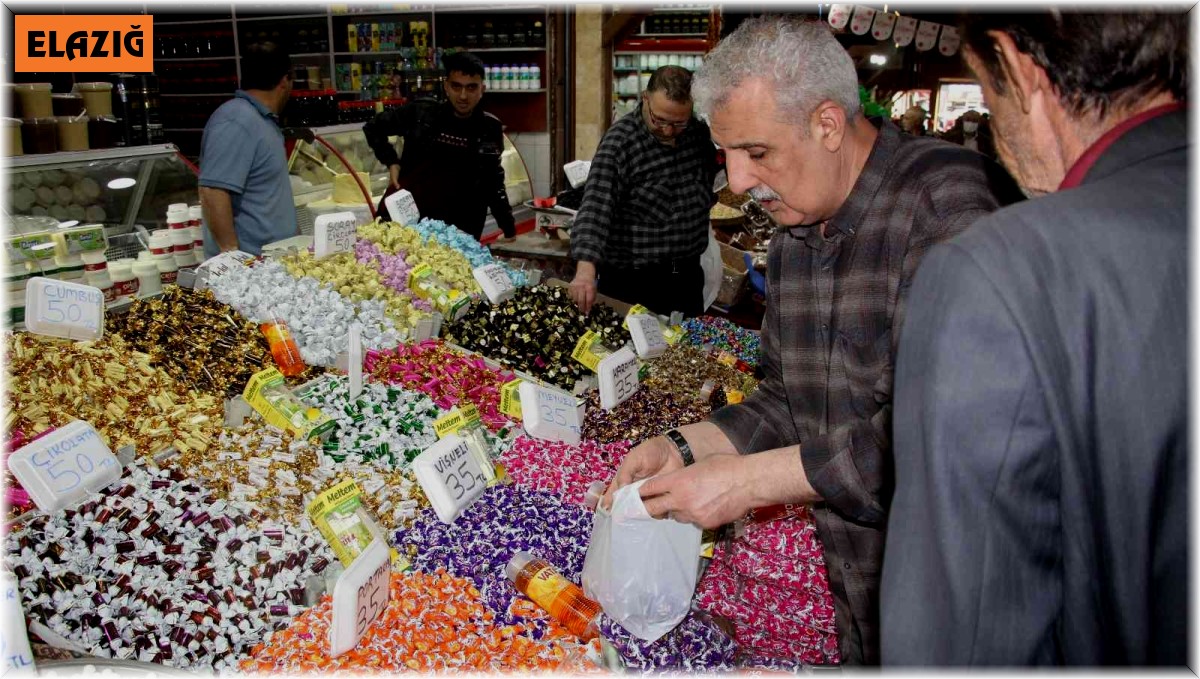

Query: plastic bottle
[497,64,509,91]
[260,313,306,377]
[483,65,493,90]
[81,250,116,304]
[108,258,138,302]
[518,64,531,90]
[505,551,600,640]
[191,225,206,265]
[530,65,541,90]
[149,230,179,286]
[132,251,162,297]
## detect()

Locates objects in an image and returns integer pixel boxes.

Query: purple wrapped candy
[598,611,739,673]
[394,484,592,626]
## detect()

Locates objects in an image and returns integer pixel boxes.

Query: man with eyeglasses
[363,51,516,241]
[568,65,720,316]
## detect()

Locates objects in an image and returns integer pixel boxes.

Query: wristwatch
[664,429,695,467]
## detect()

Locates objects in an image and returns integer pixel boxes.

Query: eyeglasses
[645,101,691,131]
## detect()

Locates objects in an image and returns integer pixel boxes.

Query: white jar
[133,251,162,297]
[530,65,541,90]
[170,228,194,268]
[109,258,139,302]
[53,253,86,283]
[148,230,179,285]
[191,226,206,265]
[148,229,173,259]
[187,204,203,229]
[80,250,116,304]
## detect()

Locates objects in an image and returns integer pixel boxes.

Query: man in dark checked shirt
[604,17,1022,665]
[567,65,720,317]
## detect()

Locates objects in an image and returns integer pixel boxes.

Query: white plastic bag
[581,479,702,642]
[700,229,722,311]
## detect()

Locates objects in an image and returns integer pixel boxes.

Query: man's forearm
[744,446,822,506]
[199,186,238,252]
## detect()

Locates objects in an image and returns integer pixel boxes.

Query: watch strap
[665,429,695,467]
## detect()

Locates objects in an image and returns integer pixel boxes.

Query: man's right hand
[388,164,401,190]
[602,435,685,510]
[569,261,597,314]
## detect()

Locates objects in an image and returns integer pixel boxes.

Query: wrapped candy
[207,259,403,367]
[597,611,739,673]
[580,386,709,446]
[409,217,528,287]
[5,459,336,672]
[358,221,479,293]
[281,249,426,330]
[680,315,762,369]
[500,437,630,506]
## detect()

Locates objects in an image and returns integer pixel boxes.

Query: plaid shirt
[570,103,718,267]
[709,120,1024,665]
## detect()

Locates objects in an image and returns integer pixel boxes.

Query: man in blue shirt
[199,42,297,258]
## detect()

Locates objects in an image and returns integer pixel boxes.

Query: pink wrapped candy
[500,437,631,505]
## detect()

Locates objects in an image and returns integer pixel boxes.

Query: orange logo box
[15,15,153,72]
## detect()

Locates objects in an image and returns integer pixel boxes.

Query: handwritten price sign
[23,277,104,340]
[472,264,516,305]
[599,347,640,410]
[8,420,122,513]
[627,313,668,359]
[384,190,421,226]
[314,211,358,259]
[519,381,583,445]
[330,539,391,657]
[412,434,488,523]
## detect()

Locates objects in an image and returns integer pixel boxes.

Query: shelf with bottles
[612,52,704,98]
[482,62,545,92]
[154,26,237,60]
[334,60,443,102]
[334,16,433,53]
[239,20,331,55]
[637,12,710,36]
[157,60,239,97]
[435,12,548,51]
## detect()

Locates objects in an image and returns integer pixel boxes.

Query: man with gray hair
[603,16,1021,663]
[568,65,720,317]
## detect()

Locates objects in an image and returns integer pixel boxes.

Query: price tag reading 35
[599,347,641,410]
[412,434,488,523]
[8,420,122,513]
[24,277,104,341]
[330,539,391,657]
[627,313,669,359]
[313,211,358,259]
[518,381,583,445]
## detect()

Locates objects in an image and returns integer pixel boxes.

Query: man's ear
[813,100,847,153]
[989,30,1047,116]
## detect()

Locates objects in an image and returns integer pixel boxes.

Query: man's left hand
[637,453,754,529]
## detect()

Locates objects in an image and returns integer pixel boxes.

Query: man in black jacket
[363,51,515,240]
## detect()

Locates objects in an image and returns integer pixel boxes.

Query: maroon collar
[1059,102,1186,190]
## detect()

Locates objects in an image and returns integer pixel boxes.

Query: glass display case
[5,144,200,238]
[289,122,533,235]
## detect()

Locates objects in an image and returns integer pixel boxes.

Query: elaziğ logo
[15,15,154,72]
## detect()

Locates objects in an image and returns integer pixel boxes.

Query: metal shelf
[333,51,409,56]
[436,4,545,12]
[330,9,434,18]
[291,52,330,58]
[157,56,238,62]
[468,46,546,52]
[8,144,182,170]
[236,13,328,21]
[160,93,233,97]
[155,17,234,26]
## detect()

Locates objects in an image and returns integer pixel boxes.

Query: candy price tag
[330,539,391,658]
[519,381,583,445]
[8,420,121,513]
[599,347,641,410]
[499,378,524,419]
[472,264,516,305]
[563,160,592,189]
[384,189,421,226]
[2,570,35,673]
[347,322,363,400]
[313,211,358,259]
[412,434,488,524]
[627,313,668,359]
[195,250,255,290]
[23,277,104,340]
[433,406,477,439]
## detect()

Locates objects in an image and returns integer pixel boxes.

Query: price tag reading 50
[8,420,122,513]
[518,381,583,445]
[24,277,104,341]
[599,347,641,410]
[314,211,359,259]
[412,434,488,524]
[330,539,392,657]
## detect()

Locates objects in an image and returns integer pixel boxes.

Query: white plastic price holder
[518,381,583,445]
[384,189,421,226]
[23,277,104,341]
[8,420,122,513]
[412,434,488,524]
[195,250,255,290]
[347,322,364,400]
[329,539,391,657]
[313,211,358,259]
[563,160,592,189]
[599,347,641,411]
[627,314,668,359]
[472,264,517,305]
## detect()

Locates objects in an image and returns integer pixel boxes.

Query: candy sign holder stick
[313,211,358,259]
[412,434,489,524]
[599,347,640,411]
[7,420,122,513]
[518,381,583,445]
[23,277,104,341]
[330,539,392,657]
[347,322,363,400]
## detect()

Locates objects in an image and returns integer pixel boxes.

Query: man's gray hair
[693,16,861,127]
